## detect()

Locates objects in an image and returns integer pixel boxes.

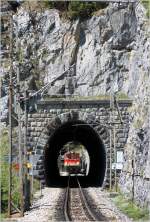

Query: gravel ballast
[17,187,132,222]
[17,187,65,222]
[85,187,132,222]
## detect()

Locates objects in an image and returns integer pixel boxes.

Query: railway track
[64,176,99,221]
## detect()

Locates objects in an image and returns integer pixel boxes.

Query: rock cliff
[13,3,140,96]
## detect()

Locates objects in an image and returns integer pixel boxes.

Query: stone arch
[34,110,109,186]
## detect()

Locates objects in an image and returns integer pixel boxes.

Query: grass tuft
[111,193,149,221]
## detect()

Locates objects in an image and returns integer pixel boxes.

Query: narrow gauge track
[64,176,99,221]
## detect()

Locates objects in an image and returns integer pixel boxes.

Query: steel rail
[64,176,71,221]
[76,177,99,221]
[64,176,99,221]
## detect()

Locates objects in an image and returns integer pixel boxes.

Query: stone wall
[26,100,131,186]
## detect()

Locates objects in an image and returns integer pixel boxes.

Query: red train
[63,152,83,175]
[64,152,80,166]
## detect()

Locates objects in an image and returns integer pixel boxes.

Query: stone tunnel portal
[44,120,106,187]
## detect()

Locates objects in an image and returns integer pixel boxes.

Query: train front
[58,142,89,177]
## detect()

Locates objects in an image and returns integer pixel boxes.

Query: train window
[57,141,90,177]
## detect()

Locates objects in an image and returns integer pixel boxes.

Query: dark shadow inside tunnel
[44,120,106,187]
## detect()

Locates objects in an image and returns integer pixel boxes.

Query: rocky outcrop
[11,3,140,96]
[119,14,150,207]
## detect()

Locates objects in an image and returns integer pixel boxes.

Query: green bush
[68,2,107,19]
[0,129,20,215]
[44,1,108,20]
[0,130,9,213]
[44,1,69,11]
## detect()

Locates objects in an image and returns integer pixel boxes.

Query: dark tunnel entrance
[44,120,106,187]
[57,141,90,177]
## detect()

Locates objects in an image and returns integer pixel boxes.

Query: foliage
[0,129,20,215]
[44,1,69,11]
[111,193,149,221]
[44,1,108,20]
[0,129,41,217]
[68,2,107,20]
[116,92,130,100]
[33,179,41,194]
[43,93,130,101]
[141,0,150,18]
[133,118,144,129]
[0,129,9,213]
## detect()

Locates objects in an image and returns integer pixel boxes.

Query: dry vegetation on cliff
[141,0,150,17]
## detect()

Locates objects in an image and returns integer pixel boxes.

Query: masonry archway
[44,119,106,187]
[29,102,131,187]
[33,111,109,187]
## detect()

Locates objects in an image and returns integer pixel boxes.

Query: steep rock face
[118,4,150,207]
[119,12,150,207]
[13,3,139,96]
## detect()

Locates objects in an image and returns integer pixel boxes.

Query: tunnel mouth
[44,120,106,187]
